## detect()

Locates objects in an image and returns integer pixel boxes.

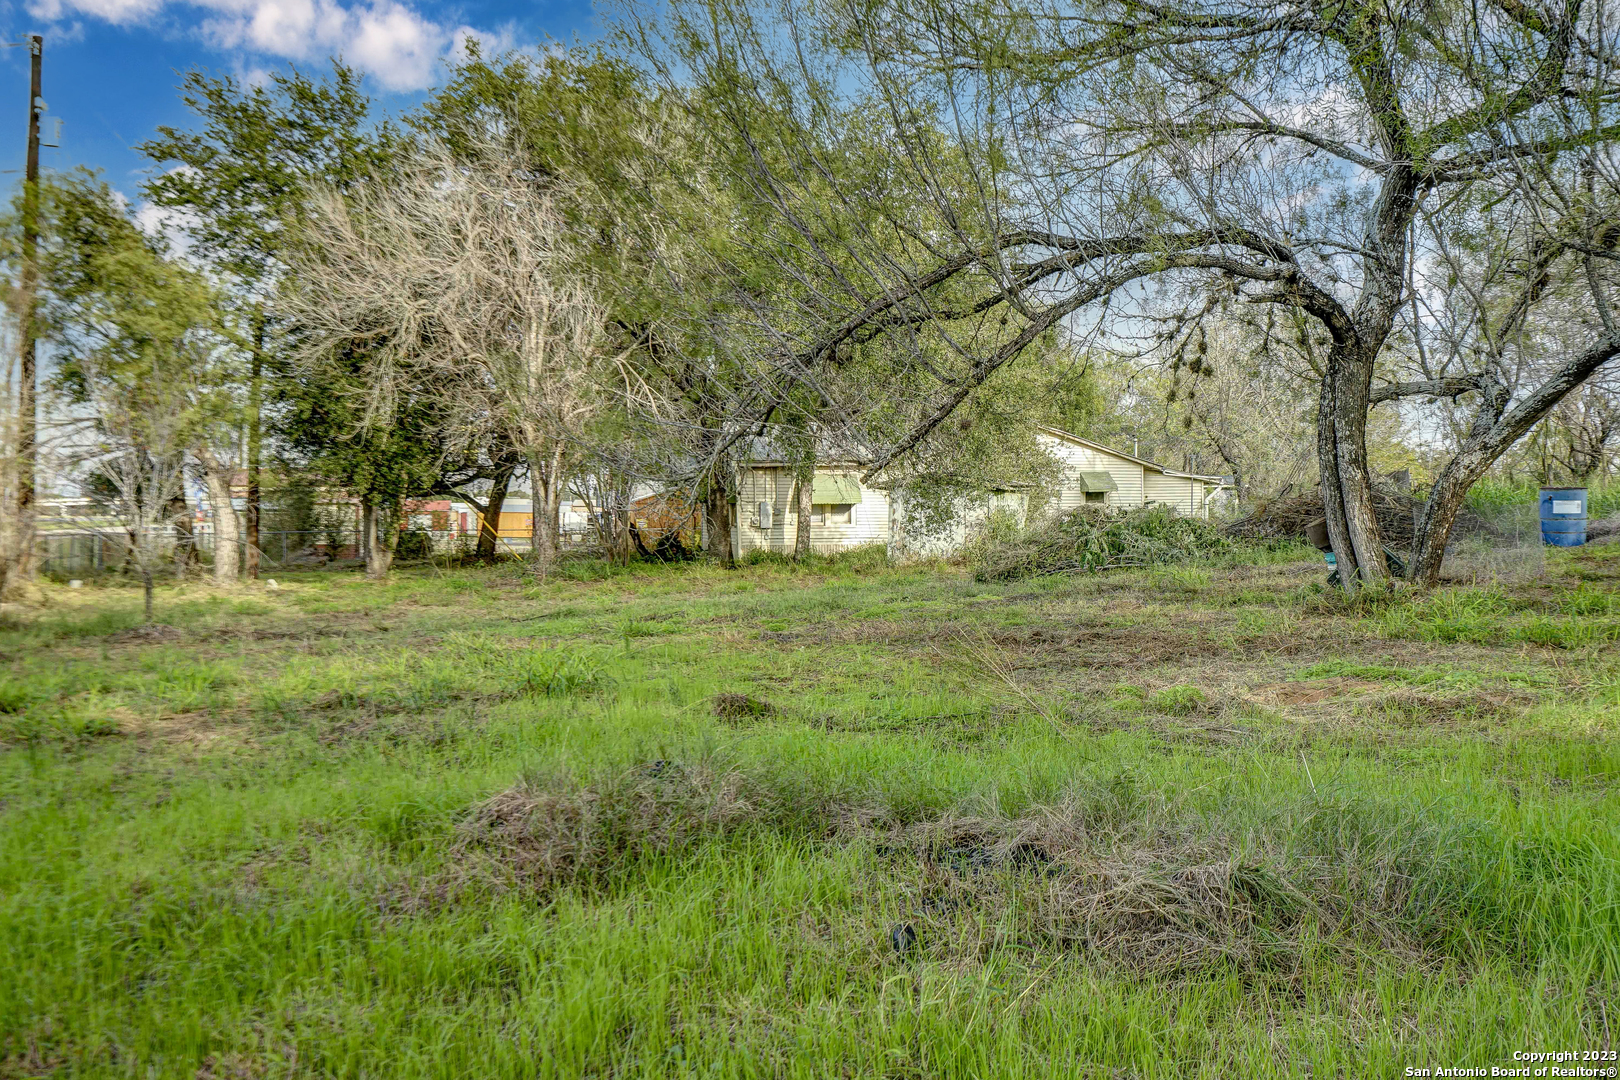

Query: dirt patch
[1028,626,1261,667]
[0,1024,71,1079]
[121,709,253,750]
[106,624,185,644]
[194,1053,268,1080]
[241,625,355,641]
[1257,679,1386,706]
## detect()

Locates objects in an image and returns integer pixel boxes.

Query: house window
[1084,491,1107,504]
[813,503,854,525]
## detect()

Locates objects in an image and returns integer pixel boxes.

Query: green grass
[4,544,1620,1076]
[1467,477,1620,519]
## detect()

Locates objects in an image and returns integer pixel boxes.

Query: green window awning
[1075,470,1118,493]
[811,474,862,503]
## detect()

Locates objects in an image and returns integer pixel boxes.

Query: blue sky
[0,0,599,194]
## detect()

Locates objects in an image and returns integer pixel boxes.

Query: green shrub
[829,543,889,573]
[395,530,435,560]
[973,505,1234,582]
[0,675,38,714]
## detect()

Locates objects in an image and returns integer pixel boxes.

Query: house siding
[1037,433,1147,510]
[730,430,1218,558]
[1040,430,1218,519]
[1145,472,1200,517]
[889,489,1028,558]
[734,466,891,556]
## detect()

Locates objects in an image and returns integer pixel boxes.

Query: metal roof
[1036,426,1227,484]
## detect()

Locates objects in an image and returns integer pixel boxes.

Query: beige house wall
[1144,472,1207,518]
[1040,429,1219,520]
[734,465,891,557]
[1037,433,1146,511]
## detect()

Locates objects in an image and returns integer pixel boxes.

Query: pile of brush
[1224,483,1493,550]
[973,505,1234,582]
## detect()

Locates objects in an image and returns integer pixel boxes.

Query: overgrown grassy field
[4,542,1620,1078]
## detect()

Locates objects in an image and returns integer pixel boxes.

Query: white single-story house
[727,427,1225,559]
[1037,425,1223,519]
[732,460,893,558]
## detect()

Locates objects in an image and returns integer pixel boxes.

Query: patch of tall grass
[1468,477,1620,518]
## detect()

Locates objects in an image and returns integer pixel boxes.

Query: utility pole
[15,34,40,578]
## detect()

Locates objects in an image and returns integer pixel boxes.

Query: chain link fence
[33,520,609,578]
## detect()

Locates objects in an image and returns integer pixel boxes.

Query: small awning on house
[812,475,863,503]
[1074,470,1119,493]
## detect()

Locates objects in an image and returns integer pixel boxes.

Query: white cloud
[28,0,165,26]
[28,0,496,91]
[448,22,517,64]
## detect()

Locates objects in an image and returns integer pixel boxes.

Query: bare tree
[286,141,624,574]
[76,356,192,622]
[1552,383,1620,481]
[570,463,636,564]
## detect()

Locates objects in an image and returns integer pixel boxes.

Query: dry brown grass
[883,799,1464,975]
[1359,688,1531,727]
[457,762,808,890]
[116,707,255,751]
[458,761,1483,978]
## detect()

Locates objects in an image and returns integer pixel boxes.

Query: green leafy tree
[635,0,1620,588]
[22,173,239,602]
[138,62,398,578]
[277,340,460,578]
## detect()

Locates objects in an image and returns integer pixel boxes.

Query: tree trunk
[143,564,154,623]
[1405,335,1620,584]
[359,500,373,565]
[365,498,395,579]
[476,458,516,559]
[705,471,735,568]
[527,442,566,574]
[598,484,633,565]
[167,493,196,579]
[794,460,813,560]
[245,310,265,580]
[197,451,240,585]
[1407,455,1491,586]
[1316,343,1388,590]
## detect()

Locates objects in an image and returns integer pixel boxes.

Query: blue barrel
[1540,487,1588,546]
